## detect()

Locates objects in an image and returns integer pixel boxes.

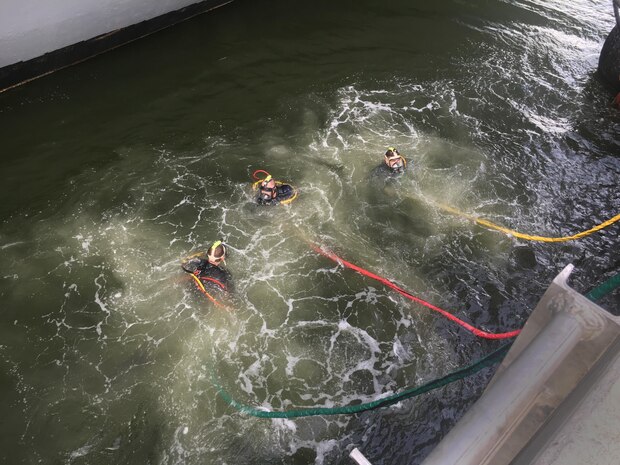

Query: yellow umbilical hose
[439,204,620,242]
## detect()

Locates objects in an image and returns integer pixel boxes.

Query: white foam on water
[68,444,93,461]
[9,27,602,460]
[0,241,25,249]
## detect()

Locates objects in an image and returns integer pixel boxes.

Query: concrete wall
[0,0,201,67]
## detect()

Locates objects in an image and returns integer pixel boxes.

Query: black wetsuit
[182,258,232,292]
[372,158,407,177]
[257,184,295,205]
[369,165,402,183]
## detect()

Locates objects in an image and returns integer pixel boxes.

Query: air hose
[310,243,521,340]
[586,271,620,302]
[211,343,512,419]
[439,204,620,243]
[212,269,620,419]
[252,169,271,180]
[190,274,230,310]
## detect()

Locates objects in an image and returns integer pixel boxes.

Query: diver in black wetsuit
[369,146,409,180]
[181,240,232,293]
[257,175,295,205]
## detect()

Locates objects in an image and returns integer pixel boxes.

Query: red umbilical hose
[252,169,271,180]
[310,244,521,340]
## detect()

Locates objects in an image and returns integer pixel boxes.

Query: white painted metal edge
[350,447,373,465]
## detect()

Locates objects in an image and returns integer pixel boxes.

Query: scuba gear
[387,155,404,169]
[181,256,202,274]
[181,250,232,305]
[207,240,226,264]
[259,175,277,201]
[259,188,276,201]
[384,147,407,173]
[251,169,298,205]
[385,147,399,159]
[257,183,296,205]
[191,262,229,290]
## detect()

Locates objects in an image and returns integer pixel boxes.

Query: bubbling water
[1,0,618,464]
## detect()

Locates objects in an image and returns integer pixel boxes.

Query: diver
[383,147,407,174]
[256,174,296,205]
[181,240,232,295]
[368,146,409,181]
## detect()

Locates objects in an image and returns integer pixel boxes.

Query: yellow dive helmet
[207,240,225,262]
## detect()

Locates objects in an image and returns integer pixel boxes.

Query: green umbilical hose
[211,344,511,418]
[586,272,620,302]
[211,271,619,419]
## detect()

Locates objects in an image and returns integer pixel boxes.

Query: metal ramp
[421,264,620,465]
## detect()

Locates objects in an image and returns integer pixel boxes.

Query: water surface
[0,1,619,464]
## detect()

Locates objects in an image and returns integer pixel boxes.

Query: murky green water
[0,1,618,464]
